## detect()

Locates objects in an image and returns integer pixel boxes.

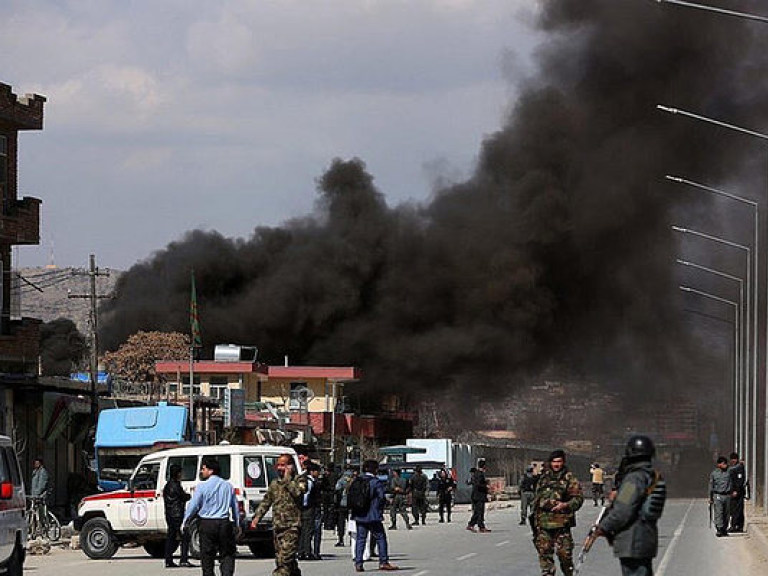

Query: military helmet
[625,435,655,460]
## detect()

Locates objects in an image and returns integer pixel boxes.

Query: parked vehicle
[94,403,192,491]
[0,435,26,576]
[74,444,302,560]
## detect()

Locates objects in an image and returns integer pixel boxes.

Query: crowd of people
[159,434,684,576]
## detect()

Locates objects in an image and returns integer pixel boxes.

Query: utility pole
[69,254,112,429]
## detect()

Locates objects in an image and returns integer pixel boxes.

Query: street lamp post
[660,105,768,509]
[667,175,759,495]
[680,285,740,450]
[677,259,746,451]
[657,0,768,24]
[672,226,751,454]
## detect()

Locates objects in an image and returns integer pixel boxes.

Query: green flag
[190,271,202,348]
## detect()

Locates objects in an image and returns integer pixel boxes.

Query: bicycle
[26,494,61,541]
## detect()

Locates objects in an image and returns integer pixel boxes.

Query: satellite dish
[294,386,315,405]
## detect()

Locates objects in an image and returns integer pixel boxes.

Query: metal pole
[676,259,746,452]
[89,254,99,428]
[674,227,751,453]
[668,177,759,476]
[660,108,768,509]
[330,381,337,465]
[189,346,195,434]
[657,0,768,24]
[680,286,740,449]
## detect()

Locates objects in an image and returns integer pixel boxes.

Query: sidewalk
[745,503,768,559]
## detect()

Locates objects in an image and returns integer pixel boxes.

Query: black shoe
[412,521,419,526]
[179,562,196,568]
[388,524,396,530]
[519,520,526,525]
[447,518,451,523]
[716,531,728,537]
[298,553,307,560]
[406,524,413,530]
[335,541,345,547]
[439,518,444,523]
[165,563,179,569]
[312,554,322,560]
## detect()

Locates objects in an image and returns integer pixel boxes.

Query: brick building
[0,83,45,379]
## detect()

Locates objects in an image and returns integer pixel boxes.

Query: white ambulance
[74,444,301,560]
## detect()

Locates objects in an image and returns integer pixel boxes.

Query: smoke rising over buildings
[100,1,767,409]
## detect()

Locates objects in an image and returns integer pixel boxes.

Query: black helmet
[625,435,655,460]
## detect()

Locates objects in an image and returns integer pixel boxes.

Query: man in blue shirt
[183,457,241,576]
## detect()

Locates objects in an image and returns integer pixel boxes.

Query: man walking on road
[467,459,490,533]
[590,463,605,507]
[519,466,537,526]
[594,435,666,576]
[532,450,583,576]
[388,469,411,530]
[251,453,308,576]
[436,469,455,523]
[352,459,399,572]
[183,457,241,576]
[163,464,194,568]
[409,466,428,526]
[709,456,732,537]
[727,452,746,533]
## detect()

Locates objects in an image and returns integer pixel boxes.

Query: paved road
[27,500,767,575]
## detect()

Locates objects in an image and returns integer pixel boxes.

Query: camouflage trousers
[534,527,574,576]
[272,526,301,576]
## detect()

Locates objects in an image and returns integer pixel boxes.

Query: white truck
[74,444,301,560]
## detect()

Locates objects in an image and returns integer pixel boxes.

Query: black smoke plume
[40,318,88,376]
[100,1,767,414]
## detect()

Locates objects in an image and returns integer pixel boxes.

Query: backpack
[347,476,373,516]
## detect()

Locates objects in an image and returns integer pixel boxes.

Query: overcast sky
[2,0,539,270]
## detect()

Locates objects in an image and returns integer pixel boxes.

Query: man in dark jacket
[353,460,399,572]
[436,469,456,523]
[467,460,491,533]
[519,466,538,526]
[595,435,666,576]
[727,452,746,533]
[409,466,429,526]
[298,463,322,560]
[163,464,194,568]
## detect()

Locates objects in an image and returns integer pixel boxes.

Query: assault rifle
[573,506,608,576]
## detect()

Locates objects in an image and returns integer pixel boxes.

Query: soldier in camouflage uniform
[250,454,308,576]
[532,450,584,576]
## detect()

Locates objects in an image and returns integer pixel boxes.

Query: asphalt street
[27,500,767,576]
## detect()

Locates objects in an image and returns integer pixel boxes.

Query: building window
[209,375,229,400]
[181,375,201,396]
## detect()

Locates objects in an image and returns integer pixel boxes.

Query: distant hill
[17,266,122,334]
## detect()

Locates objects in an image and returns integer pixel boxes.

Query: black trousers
[729,494,745,530]
[165,516,190,564]
[468,500,486,529]
[199,518,236,576]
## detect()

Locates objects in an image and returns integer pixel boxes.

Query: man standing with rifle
[587,435,666,576]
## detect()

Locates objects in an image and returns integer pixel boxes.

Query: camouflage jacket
[252,473,308,530]
[533,467,583,530]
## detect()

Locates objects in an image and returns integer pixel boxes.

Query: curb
[747,518,768,556]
